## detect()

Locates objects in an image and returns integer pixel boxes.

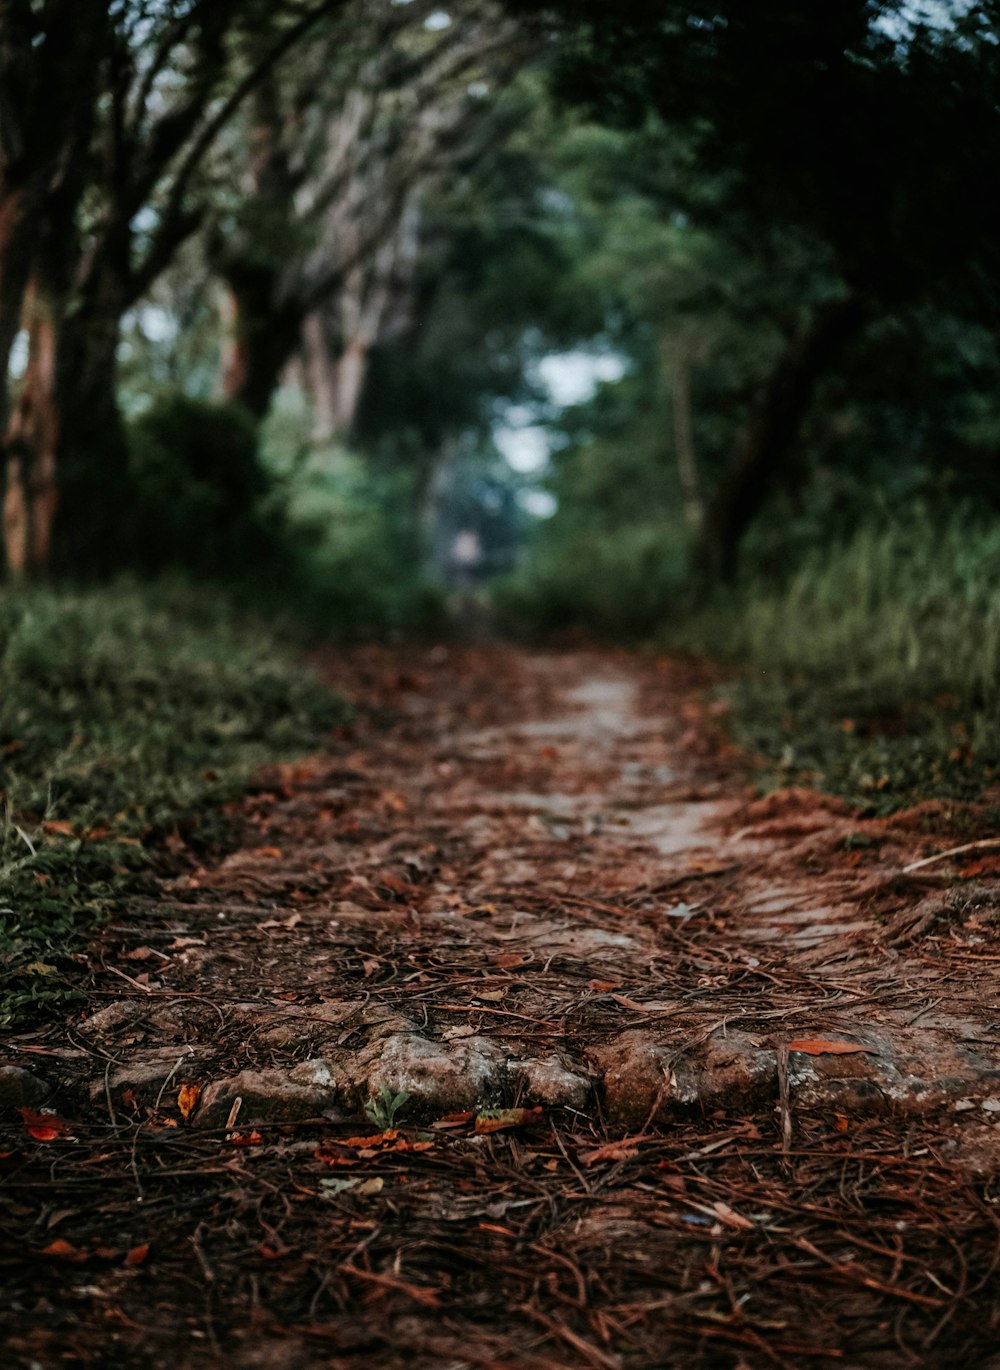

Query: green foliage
[128,396,281,578]
[364,1084,411,1130]
[0,581,348,1024]
[259,393,441,631]
[674,509,1000,810]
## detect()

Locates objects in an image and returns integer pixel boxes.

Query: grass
[671,508,1000,812]
[0,581,348,1025]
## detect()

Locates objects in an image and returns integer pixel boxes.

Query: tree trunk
[666,336,704,531]
[2,280,59,578]
[696,295,866,581]
[48,273,131,576]
[220,272,302,422]
[0,186,36,435]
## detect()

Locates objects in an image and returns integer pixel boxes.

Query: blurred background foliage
[2,0,1000,816]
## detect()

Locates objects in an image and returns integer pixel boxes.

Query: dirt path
[5,646,1000,1367]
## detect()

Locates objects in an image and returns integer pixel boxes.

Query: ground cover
[0,583,346,1026]
[673,511,1000,812]
[4,645,1000,1366]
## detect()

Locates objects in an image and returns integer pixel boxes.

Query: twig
[902,838,1000,874]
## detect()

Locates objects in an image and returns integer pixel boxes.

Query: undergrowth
[672,508,1000,812]
[0,581,348,1025]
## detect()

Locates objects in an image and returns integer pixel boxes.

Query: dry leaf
[787,1040,872,1056]
[20,1108,70,1142]
[177,1084,201,1120]
[42,1238,86,1260]
[580,1139,641,1167]
[588,978,622,992]
[125,1243,151,1266]
[474,1107,543,1134]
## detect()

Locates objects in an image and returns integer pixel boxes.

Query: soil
[5,646,1000,1368]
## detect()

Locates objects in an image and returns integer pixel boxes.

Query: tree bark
[696,295,867,581]
[2,280,59,577]
[48,272,131,576]
[220,272,302,422]
[666,336,704,531]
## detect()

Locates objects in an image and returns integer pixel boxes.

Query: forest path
[5,646,1000,1367]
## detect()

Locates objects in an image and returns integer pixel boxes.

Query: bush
[128,396,284,579]
[673,506,1000,808]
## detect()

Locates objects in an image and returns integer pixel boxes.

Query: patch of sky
[494,347,627,517]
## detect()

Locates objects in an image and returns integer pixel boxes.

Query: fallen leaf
[320,1175,385,1197]
[580,1139,641,1167]
[20,1108,70,1142]
[42,1238,86,1260]
[834,1113,850,1133]
[41,820,74,837]
[125,1243,150,1266]
[588,978,622,992]
[433,1111,474,1129]
[787,1040,873,1056]
[177,1084,201,1120]
[252,846,283,860]
[611,993,647,1012]
[474,1107,543,1135]
[227,1130,264,1146]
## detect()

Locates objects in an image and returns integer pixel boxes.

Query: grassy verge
[0,581,348,1026]
[672,509,1000,813]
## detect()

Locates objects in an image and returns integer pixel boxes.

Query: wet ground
[5,646,1000,1367]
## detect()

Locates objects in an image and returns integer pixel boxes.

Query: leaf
[42,1238,86,1260]
[432,1111,474,1129]
[20,1108,70,1142]
[787,1040,873,1056]
[125,1243,150,1266]
[177,1083,201,1119]
[611,993,647,1012]
[42,820,74,837]
[474,1107,543,1135]
[320,1176,384,1197]
[588,978,622,992]
[227,1130,264,1146]
[580,1139,641,1167]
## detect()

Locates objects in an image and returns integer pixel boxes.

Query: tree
[209,0,532,431]
[510,0,1000,576]
[1,0,345,577]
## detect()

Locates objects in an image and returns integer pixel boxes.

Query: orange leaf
[177,1084,201,1120]
[20,1108,70,1142]
[788,1040,872,1056]
[41,820,74,837]
[432,1111,474,1129]
[227,1130,264,1146]
[580,1139,641,1167]
[42,1238,86,1261]
[125,1243,150,1266]
[588,978,622,992]
[474,1107,543,1135]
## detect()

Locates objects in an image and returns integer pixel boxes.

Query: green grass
[0,581,348,1025]
[671,508,1000,812]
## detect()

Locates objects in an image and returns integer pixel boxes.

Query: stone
[590,1031,676,1126]
[364,1033,505,1111]
[193,1064,341,1127]
[78,1000,145,1039]
[510,1054,591,1109]
[0,1065,49,1110]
